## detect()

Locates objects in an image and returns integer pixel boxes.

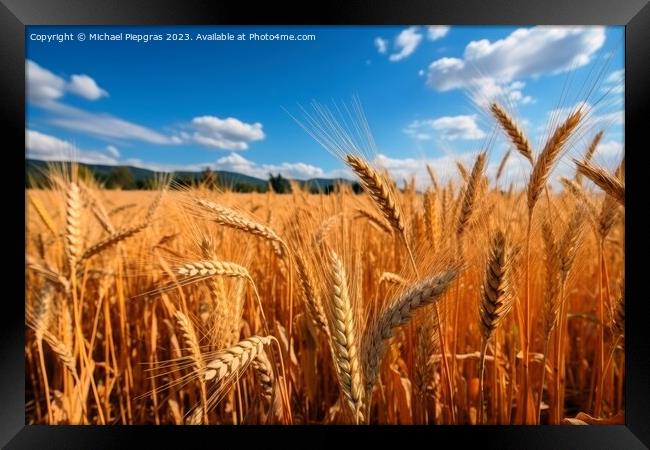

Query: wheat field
[24,102,624,425]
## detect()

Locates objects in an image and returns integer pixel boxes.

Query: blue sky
[26,25,624,188]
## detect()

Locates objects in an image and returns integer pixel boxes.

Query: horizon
[26,25,624,190]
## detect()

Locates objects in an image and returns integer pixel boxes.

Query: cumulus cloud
[374,37,388,54]
[26,129,119,165]
[427,26,450,41]
[188,116,265,150]
[389,27,423,62]
[426,26,605,104]
[405,115,486,141]
[27,59,109,102]
[213,152,325,179]
[26,60,65,102]
[66,74,109,100]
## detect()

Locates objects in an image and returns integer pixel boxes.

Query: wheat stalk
[65,182,82,269]
[28,193,57,236]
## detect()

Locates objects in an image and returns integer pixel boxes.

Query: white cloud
[213,152,324,179]
[405,115,486,141]
[26,129,119,165]
[189,116,265,150]
[66,74,109,100]
[389,26,423,62]
[27,59,109,102]
[106,145,120,158]
[426,26,605,104]
[374,37,388,54]
[427,26,450,41]
[26,60,65,102]
[594,140,623,159]
[371,152,479,190]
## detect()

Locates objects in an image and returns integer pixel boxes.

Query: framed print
[2,0,648,448]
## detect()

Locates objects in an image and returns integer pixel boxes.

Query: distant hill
[25,159,359,193]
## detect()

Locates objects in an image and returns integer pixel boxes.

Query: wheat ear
[379,272,407,287]
[479,230,515,341]
[295,254,328,335]
[251,350,275,404]
[496,148,512,182]
[423,189,439,249]
[541,221,562,337]
[573,159,624,206]
[478,230,514,424]
[196,198,287,258]
[456,160,470,182]
[490,103,534,165]
[362,268,459,395]
[177,260,250,281]
[575,130,604,184]
[560,177,598,222]
[325,250,365,423]
[354,208,392,234]
[426,163,439,190]
[528,109,582,212]
[558,206,586,282]
[77,222,148,265]
[79,183,114,234]
[175,311,206,375]
[345,154,404,235]
[204,335,271,383]
[457,152,487,239]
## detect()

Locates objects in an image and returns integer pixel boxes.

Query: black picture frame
[4,0,648,448]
